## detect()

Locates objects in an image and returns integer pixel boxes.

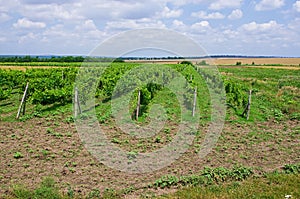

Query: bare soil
[0,118,299,197]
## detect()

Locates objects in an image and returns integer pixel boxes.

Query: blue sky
[0,0,299,56]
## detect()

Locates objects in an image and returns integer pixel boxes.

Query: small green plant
[13,152,23,159]
[67,185,74,198]
[274,109,284,121]
[87,188,100,198]
[164,128,170,134]
[102,188,118,198]
[23,163,30,168]
[283,163,300,174]
[41,149,49,156]
[111,138,121,144]
[127,151,138,160]
[155,136,162,143]
[154,175,179,188]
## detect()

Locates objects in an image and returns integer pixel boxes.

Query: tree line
[0,56,125,63]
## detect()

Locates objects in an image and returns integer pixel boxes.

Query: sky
[0,0,299,57]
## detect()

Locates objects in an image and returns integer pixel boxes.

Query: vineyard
[0,61,299,198]
[0,62,250,122]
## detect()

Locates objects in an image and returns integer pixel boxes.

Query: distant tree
[180,60,193,65]
[113,58,125,63]
[198,60,208,65]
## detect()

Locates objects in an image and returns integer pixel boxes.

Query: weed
[155,136,162,143]
[41,149,49,156]
[274,109,284,121]
[111,138,121,144]
[154,175,179,188]
[12,177,62,199]
[13,152,23,159]
[23,163,30,168]
[67,186,74,198]
[127,151,138,160]
[87,188,100,198]
[283,163,300,174]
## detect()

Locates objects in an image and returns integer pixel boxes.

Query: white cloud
[20,0,74,5]
[191,21,211,33]
[75,19,106,40]
[166,0,205,7]
[241,20,281,32]
[172,19,185,27]
[191,11,225,19]
[223,29,239,39]
[288,18,300,33]
[0,12,10,23]
[105,18,166,31]
[18,32,37,43]
[209,0,242,10]
[228,9,243,20]
[293,1,300,12]
[13,18,46,28]
[77,19,98,31]
[0,0,19,12]
[19,4,83,21]
[0,36,6,42]
[255,0,285,11]
[161,6,183,18]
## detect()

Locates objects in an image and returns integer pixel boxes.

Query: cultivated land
[0,58,299,198]
[126,57,300,66]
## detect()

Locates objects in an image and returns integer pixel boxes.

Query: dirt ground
[0,117,299,197]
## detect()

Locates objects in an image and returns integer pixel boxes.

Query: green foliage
[180,60,193,65]
[12,177,63,199]
[153,175,179,188]
[283,163,300,174]
[152,166,253,189]
[112,58,124,63]
[87,188,101,198]
[0,55,85,62]
[224,79,248,109]
[13,152,23,159]
[161,173,300,199]
[0,87,11,100]
[273,108,284,121]
[198,60,208,65]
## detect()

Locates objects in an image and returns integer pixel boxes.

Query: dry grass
[212,58,300,66]
[126,58,300,67]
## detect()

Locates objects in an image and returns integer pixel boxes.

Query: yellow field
[212,58,300,66]
[126,57,300,66]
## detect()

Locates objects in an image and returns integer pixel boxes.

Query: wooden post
[22,95,26,116]
[77,95,82,115]
[242,90,252,120]
[74,87,79,117]
[136,89,141,120]
[16,82,29,119]
[192,87,197,117]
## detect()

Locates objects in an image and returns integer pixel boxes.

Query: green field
[0,61,299,198]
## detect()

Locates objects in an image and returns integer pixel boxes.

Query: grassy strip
[160,173,300,199]
[3,163,299,199]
